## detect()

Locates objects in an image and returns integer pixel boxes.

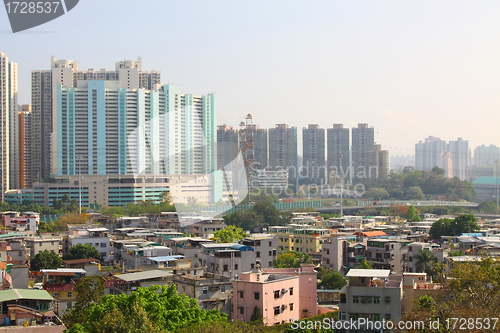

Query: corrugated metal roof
[148,255,184,262]
[0,289,53,302]
[41,269,86,274]
[346,269,390,278]
[115,270,172,282]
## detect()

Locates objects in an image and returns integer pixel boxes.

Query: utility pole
[340,154,344,218]
[496,160,499,215]
[76,155,83,215]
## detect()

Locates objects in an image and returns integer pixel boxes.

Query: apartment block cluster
[267,209,500,326]
[414,136,500,202]
[218,123,390,186]
[0,210,326,327]
[0,52,221,207]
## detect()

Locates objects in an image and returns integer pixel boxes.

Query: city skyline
[0,0,499,155]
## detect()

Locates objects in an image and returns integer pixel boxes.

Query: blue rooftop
[473,177,500,185]
[461,233,483,237]
[231,244,254,251]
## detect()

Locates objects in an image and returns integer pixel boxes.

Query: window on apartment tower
[269,241,272,246]
[289,303,294,311]
[290,287,293,296]
[274,290,280,299]
[256,252,260,257]
[239,291,244,298]
[240,307,244,315]
[254,292,260,300]
[223,265,228,271]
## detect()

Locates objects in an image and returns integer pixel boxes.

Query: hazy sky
[1,0,499,156]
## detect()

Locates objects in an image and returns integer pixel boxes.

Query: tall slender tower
[302,124,325,183]
[327,124,350,179]
[0,52,18,199]
[268,124,298,179]
[351,123,374,179]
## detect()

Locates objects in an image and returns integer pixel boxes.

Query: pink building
[262,265,318,319]
[232,265,318,325]
[232,271,300,325]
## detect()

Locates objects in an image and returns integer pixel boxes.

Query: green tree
[252,201,280,226]
[67,284,227,332]
[357,259,373,269]
[405,205,421,222]
[429,214,480,239]
[37,221,53,233]
[212,225,248,243]
[63,275,105,328]
[414,249,438,278]
[477,201,498,214]
[65,244,102,261]
[363,187,389,201]
[318,269,347,290]
[405,186,425,200]
[29,250,63,271]
[250,305,263,324]
[431,166,445,177]
[274,251,311,268]
[399,257,500,332]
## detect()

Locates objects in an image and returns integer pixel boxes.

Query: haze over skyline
[1,0,499,156]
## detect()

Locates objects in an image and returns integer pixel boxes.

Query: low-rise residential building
[41,268,88,315]
[241,234,277,269]
[291,228,331,254]
[121,243,173,270]
[262,265,318,319]
[67,227,112,263]
[0,289,54,326]
[339,269,403,326]
[190,218,226,238]
[365,238,411,274]
[402,273,444,314]
[232,270,300,325]
[269,226,294,255]
[26,234,63,259]
[168,237,214,265]
[111,270,173,295]
[198,243,257,278]
[172,272,232,316]
[322,236,365,273]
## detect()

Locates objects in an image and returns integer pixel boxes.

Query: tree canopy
[273,251,311,268]
[405,205,421,222]
[357,259,373,269]
[363,187,389,201]
[399,257,500,332]
[361,169,476,201]
[223,201,282,229]
[413,249,438,278]
[66,284,227,333]
[429,214,480,239]
[317,268,347,290]
[212,225,248,243]
[63,275,105,327]
[29,250,63,271]
[65,244,102,261]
